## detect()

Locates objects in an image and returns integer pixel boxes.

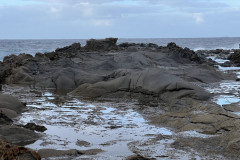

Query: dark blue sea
[0,37,240,61]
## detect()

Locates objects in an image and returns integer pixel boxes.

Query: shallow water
[205,56,240,113]
[208,56,230,64]
[2,85,214,159]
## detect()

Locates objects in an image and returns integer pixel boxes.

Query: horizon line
[1,36,240,40]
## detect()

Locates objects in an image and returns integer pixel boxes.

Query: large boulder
[71,68,210,101]
[0,94,25,116]
[0,54,33,83]
[6,66,34,84]
[40,68,104,90]
[0,125,39,145]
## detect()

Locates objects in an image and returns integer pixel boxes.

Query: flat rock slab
[38,148,104,159]
[0,125,39,145]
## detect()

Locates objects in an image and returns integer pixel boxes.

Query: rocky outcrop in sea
[1,38,240,159]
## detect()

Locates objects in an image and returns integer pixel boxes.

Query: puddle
[213,95,240,106]
[205,55,240,110]
[206,80,240,106]
[2,85,178,159]
[1,85,216,159]
[218,66,240,71]
[208,56,229,64]
[178,131,216,138]
[206,80,240,95]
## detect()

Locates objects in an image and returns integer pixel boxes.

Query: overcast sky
[0,0,240,39]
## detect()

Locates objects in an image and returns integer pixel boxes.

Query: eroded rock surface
[0,38,226,97]
[228,50,240,65]
[1,38,239,159]
[0,94,41,156]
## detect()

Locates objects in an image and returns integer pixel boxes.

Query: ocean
[0,37,240,61]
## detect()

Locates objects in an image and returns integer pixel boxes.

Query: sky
[0,0,240,39]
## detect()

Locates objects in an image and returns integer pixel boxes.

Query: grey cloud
[1,0,240,38]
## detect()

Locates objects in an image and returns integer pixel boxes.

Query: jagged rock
[147,43,158,48]
[55,43,81,53]
[18,123,47,132]
[163,42,203,63]
[0,39,225,93]
[228,50,240,65]
[3,53,33,67]
[6,66,34,84]
[82,38,118,51]
[118,42,153,49]
[118,42,137,48]
[212,49,223,54]
[0,54,33,83]
[220,61,232,67]
[44,43,81,61]
[126,154,155,160]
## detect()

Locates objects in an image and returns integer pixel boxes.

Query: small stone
[76,140,91,147]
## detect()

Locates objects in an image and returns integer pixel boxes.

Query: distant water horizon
[0,37,240,61]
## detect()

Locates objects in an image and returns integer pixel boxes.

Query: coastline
[1,38,240,159]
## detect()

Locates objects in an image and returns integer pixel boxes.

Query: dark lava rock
[0,112,13,124]
[147,43,158,48]
[118,42,157,49]
[126,155,156,160]
[220,61,232,67]
[228,50,240,64]
[3,54,33,66]
[0,54,33,83]
[44,43,82,61]
[0,94,25,114]
[162,42,203,63]
[19,123,47,132]
[212,49,223,54]
[0,125,40,145]
[118,42,137,48]
[55,43,81,53]
[82,38,118,51]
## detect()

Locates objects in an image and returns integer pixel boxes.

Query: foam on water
[218,66,240,71]
[207,56,230,64]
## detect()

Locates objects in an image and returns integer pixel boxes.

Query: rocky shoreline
[1,38,240,159]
